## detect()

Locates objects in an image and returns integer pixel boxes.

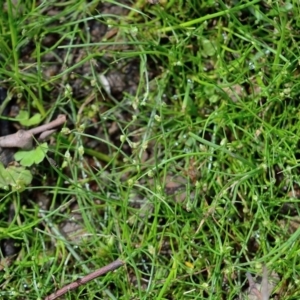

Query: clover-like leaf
[0,163,32,191]
[0,163,9,189]
[14,143,49,167]
[15,110,42,126]
[201,39,216,57]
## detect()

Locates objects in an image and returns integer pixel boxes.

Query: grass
[1,0,300,299]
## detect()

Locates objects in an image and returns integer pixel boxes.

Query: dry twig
[44,258,124,300]
[245,266,272,300]
[0,114,66,150]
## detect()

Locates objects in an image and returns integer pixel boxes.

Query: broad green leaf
[15,110,42,126]
[201,39,216,57]
[14,143,49,167]
[0,163,32,191]
[0,163,9,189]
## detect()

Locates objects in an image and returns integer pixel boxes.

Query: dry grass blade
[261,266,270,300]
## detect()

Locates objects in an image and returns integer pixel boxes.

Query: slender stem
[158,0,261,33]
[44,259,124,300]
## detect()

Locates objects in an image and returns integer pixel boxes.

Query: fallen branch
[0,115,66,150]
[44,259,125,300]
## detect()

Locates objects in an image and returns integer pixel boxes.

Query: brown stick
[0,115,66,149]
[261,266,270,300]
[28,114,66,136]
[44,259,124,300]
[246,272,262,300]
